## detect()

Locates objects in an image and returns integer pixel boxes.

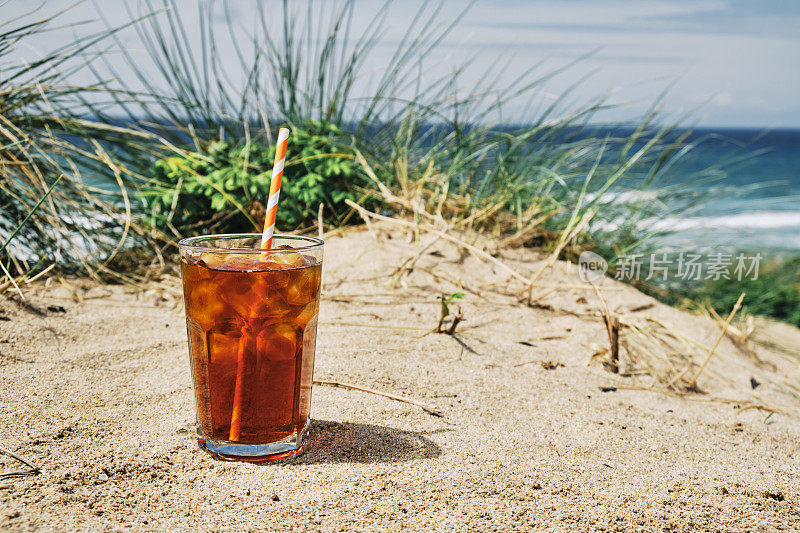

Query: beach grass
[3,1,796,325]
[0,8,166,281]
[668,256,800,327]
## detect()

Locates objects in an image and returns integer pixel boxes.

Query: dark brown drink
[179,235,323,461]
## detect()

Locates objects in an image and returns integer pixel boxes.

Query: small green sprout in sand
[437,292,465,335]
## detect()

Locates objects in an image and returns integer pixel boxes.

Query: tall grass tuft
[0,7,162,282]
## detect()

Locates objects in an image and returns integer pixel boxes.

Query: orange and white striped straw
[260,127,290,250]
[228,127,290,442]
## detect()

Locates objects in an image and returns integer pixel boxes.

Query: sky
[3,0,800,128]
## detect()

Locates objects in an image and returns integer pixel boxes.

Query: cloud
[713,92,733,107]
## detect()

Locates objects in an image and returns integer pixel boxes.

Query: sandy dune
[1,227,798,531]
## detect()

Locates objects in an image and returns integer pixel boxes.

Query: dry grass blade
[0,260,23,299]
[313,379,443,417]
[91,141,132,270]
[344,199,529,284]
[444,311,464,335]
[687,292,746,388]
[324,321,431,331]
[705,302,762,363]
[0,446,40,479]
[638,315,800,397]
[354,150,399,208]
[1,7,167,281]
[348,199,379,239]
[605,316,620,373]
[525,209,594,304]
[591,282,620,373]
[391,235,443,286]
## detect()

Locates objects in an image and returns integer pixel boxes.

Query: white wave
[648,211,800,231]
[584,190,662,204]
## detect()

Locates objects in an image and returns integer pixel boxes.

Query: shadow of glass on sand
[290,420,444,464]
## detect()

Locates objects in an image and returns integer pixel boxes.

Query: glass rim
[178,233,324,254]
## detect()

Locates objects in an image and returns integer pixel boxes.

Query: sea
[640,129,800,253]
[646,128,800,253]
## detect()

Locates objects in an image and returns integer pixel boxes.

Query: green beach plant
[141,121,362,235]
[437,292,464,334]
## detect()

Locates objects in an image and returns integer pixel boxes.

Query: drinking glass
[179,234,323,462]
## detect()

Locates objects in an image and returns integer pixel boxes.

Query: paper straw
[229,127,290,442]
[260,127,290,250]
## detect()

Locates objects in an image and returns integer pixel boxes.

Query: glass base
[197,425,309,463]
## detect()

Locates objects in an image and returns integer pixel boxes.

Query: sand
[1,226,799,531]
